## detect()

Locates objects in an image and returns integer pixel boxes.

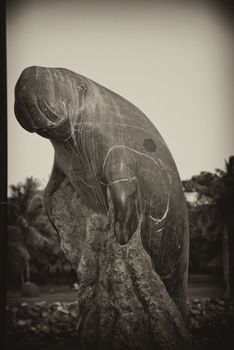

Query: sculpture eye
[76,82,87,91]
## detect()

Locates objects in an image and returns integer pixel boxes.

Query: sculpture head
[14,66,80,141]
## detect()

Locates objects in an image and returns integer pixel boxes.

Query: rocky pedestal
[50,178,198,350]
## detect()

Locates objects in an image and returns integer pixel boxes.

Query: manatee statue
[14,66,193,349]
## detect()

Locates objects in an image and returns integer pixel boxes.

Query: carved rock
[14,66,198,349]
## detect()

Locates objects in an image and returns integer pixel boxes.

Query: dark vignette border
[0,0,7,348]
[1,0,233,349]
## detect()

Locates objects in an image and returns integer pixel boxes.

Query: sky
[7,0,234,189]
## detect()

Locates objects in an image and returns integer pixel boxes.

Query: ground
[5,277,234,350]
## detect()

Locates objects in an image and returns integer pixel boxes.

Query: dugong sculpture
[14,66,192,349]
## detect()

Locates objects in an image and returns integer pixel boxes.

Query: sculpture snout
[14,66,71,141]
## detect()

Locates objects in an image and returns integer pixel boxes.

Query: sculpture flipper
[104,147,142,244]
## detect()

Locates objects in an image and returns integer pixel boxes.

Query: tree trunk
[20,268,24,286]
[222,224,230,298]
[50,178,199,350]
[25,258,30,282]
[228,218,234,298]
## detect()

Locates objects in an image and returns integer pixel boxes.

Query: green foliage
[7,177,60,285]
[188,205,223,273]
[184,156,234,273]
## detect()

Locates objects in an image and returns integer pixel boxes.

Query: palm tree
[7,177,59,288]
[211,156,234,297]
[7,225,31,285]
[183,159,234,297]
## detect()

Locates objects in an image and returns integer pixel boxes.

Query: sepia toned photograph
[4,0,234,349]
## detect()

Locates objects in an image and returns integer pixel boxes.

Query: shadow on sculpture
[14,66,200,349]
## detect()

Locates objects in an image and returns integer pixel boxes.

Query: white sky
[7,0,234,189]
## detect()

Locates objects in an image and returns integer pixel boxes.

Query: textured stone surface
[14,66,193,349]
